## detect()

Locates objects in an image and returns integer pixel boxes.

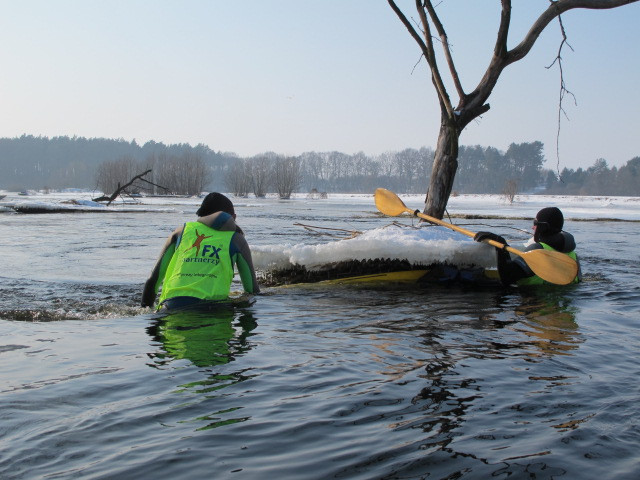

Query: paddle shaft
[404,207,521,256]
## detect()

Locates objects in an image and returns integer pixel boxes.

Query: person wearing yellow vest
[473,206,581,286]
[141,192,260,310]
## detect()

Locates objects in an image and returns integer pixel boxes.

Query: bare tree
[388,0,638,218]
[225,159,251,197]
[502,179,518,204]
[95,156,138,195]
[153,152,210,195]
[151,152,175,194]
[248,155,272,197]
[181,151,211,195]
[273,156,301,199]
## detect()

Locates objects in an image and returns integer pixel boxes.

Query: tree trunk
[424,120,459,219]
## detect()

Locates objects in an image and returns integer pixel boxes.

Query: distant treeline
[544,158,640,196]
[0,135,233,192]
[1,135,638,196]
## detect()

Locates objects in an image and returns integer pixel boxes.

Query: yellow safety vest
[158,222,235,303]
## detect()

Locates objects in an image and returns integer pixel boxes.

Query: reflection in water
[146,302,258,430]
[336,287,586,477]
[514,290,582,357]
[402,290,584,475]
[147,302,257,368]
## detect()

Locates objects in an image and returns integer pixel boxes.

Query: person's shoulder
[169,225,183,240]
[198,212,237,231]
[231,229,249,244]
[523,237,543,252]
[560,231,577,252]
[540,231,575,253]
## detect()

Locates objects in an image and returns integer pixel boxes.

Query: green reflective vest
[517,242,579,286]
[158,222,235,303]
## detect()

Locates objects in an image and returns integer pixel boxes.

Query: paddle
[374,188,579,286]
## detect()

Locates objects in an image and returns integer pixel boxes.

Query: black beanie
[196,192,235,217]
[534,207,563,241]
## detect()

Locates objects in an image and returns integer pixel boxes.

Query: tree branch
[389,0,639,132]
[546,14,577,178]
[387,0,454,120]
[461,0,638,129]
[387,0,429,58]
[136,176,172,192]
[423,1,466,102]
[507,0,639,64]
[415,0,455,120]
[494,0,512,58]
[92,169,165,205]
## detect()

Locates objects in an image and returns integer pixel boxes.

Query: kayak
[322,267,499,286]
[253,223,499,289]
[318,267,500,285]
[264,263,501,288]
[320,269,431,284]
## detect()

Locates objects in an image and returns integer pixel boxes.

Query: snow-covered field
[2,190,639,220]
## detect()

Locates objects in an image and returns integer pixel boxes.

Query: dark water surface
[1,196,639,479]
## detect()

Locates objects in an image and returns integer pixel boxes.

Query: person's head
[533,206,563,242]
[196,192,236,218]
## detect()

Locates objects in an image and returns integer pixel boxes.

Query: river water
[1,192,639,479]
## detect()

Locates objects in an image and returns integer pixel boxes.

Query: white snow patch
[253,224,498,271]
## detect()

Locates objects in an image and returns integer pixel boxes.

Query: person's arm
[474,231,531,286]
[231,232,260,294]
[141,228,181,307]
[495,248,530,286]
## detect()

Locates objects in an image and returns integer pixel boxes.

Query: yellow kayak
[266,264,500,288]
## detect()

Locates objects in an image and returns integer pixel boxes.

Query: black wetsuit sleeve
[141,278,157,308]
[495,249,531,286]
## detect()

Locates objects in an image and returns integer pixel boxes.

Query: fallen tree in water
[92,169,169,205]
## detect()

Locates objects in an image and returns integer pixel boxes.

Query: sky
[1,0,639,170]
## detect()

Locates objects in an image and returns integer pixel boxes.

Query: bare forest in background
[1,135,638,197]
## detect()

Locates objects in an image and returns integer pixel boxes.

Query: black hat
[196,192,235,217]
[534,207,563,241]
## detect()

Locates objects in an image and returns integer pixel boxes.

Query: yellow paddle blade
[374,188,410,217]
[519,249,579,286]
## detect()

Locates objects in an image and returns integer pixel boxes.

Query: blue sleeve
[211,212,232,230]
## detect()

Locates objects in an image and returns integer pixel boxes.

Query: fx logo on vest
[183,230,222,259]
[201,245,221,259]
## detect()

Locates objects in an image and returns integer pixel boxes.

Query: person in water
[473,206,581,286]
[141,192,260,309]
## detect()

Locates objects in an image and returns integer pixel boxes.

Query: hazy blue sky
[1,1,638,169]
